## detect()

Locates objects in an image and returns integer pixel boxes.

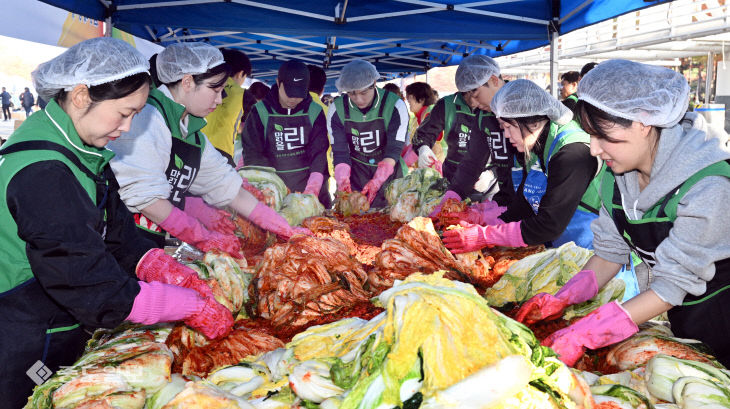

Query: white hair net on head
[32,37,149,102]
[578,59,690,128]
[335,60,380,93]
[455,54,500,92]
[156,42,225,84]
[491,79,573,125]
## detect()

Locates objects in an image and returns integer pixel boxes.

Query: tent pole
[705,52,714,104]
[550,29,558,97]
[105,16,113,37]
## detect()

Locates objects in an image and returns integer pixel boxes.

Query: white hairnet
[156,42,225,84]
[455,54,500,92]
[491,79,573,125]
[578,59,690,128]
[32,37,148,102]
[335,60,380,93]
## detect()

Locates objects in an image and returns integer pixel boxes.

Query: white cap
[335,60,380,93]
[32,37,149,102]
[491,79,573,125]
[455,54,500,92]
[578,59,690,128]
[156,42,225,84]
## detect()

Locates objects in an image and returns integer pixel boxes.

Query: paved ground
[0,111,30,145]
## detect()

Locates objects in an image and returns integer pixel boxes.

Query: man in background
[1,88,11,121]
[202,48,251,166]
[560,71,580,112]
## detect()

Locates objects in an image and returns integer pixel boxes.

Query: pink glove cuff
[334,163,352,192]
[303,172,324,196]
[487,221,527,248]
[583,301,639,349]
[403,145,418,167]
[555,270,599,305]
[159,206,205,240]
[334,163,351,182]
[126,281,203,325]
[248,202,293,238]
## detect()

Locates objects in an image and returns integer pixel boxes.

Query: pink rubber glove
[126,281,204,325]
[542,301,639,367]
[184,196,236,236]
[136,248,214,298]
[236,156,245,170]
[428,190,461,218]
[303,172,324,196]
[515,270,599,324]
[440,201,507,227]
[334,163,352,193]
[159,207,243,258]
[361,160,395,204]
[402,144,418,167]
[184,295,235,339]
[247,202,312,240]
[442,221,526,254]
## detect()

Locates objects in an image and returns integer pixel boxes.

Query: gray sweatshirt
[107,85,242,213]
[592,112,730,306]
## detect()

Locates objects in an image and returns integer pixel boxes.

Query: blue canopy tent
[40,0,671,91]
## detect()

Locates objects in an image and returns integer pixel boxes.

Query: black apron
[259,102,331,208]
[134,95,204,247]
[608,180,730,366]
[342,95,403,208]
[442,109,478,181]
[0,141,107,407]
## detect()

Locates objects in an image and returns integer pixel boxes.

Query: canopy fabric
[39,0,671,86]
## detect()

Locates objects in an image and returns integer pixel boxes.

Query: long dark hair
[502,114,550,161]
[576,100,633,143]
[55,71,151,107]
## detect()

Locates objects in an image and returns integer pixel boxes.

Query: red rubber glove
[136,248,214,298]
[159,207,243,258]
[428,190,461,218]
[361,160,395,204]
[542,301,638,367]
[184,295,234,339]
[515,270,599,324]
[440,201,507,227]
[442,221,526,254]
[184,196,236,235]
[334,163,352,193]
[247,202,312,240]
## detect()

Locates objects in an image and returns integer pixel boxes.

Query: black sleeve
[412,99,446,151]
[307,109,330,176]
[506,143,597,245]
[7,161,142,329]
[241,107,271,167]
[103,170,157,275]
[450,128,491,197]
[384,102,408,161]
[562,98,578,113]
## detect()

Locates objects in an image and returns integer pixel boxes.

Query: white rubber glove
[418,145,438,169]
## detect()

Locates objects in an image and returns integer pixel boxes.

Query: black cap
[278,60,310,98]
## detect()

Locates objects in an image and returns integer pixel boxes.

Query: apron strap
[0,140,109,209]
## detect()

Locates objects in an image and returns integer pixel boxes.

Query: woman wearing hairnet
[327,60,410,207]
[443,78,603,252]
[108,42,309,254]
[516,60,730,367]
[0,38,233,407]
